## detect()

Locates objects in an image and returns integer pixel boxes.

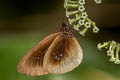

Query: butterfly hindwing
[17,32,61,76]
[43,34,83,74]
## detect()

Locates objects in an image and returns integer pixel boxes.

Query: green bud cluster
[98,41,120,64]
[64,0,101,36]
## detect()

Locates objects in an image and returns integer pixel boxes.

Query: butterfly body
[17,23,83,76]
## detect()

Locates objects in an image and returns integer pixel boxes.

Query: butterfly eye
[54,56,58,59]
[55,56,61,61]
[59,53,63,57]
[38,51,41,53]
[53,52,64,61]
[57,57,61,60]
[37,56,40,60]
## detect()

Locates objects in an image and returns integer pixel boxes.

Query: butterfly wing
[17,32,61,76]
[43,35,83,74]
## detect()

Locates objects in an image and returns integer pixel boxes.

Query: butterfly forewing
[43,34,83,74]
[17,32,61,76]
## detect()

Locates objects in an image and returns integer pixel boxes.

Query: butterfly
[17,22,83,76]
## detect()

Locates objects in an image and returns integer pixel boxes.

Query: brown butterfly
[17,22,83,76]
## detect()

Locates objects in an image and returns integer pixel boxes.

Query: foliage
[98,41,120,64]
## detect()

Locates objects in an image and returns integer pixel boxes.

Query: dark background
[0,0,120,80]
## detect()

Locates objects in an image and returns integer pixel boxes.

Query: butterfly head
[60,22,73,38]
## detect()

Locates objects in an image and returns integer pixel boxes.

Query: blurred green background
[0,0,120,80]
